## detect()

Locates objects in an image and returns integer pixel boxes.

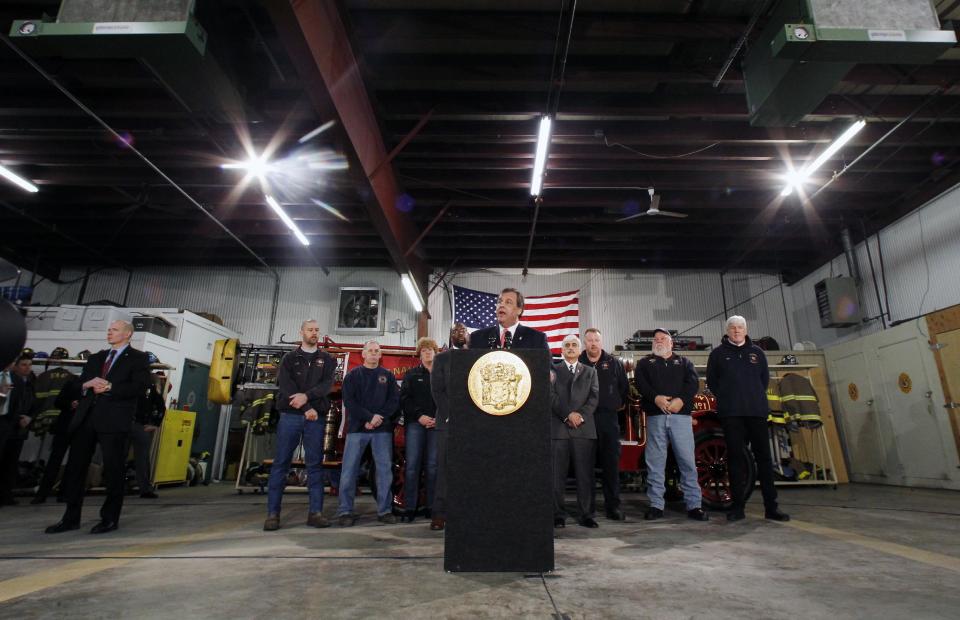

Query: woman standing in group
[399,338,439,522]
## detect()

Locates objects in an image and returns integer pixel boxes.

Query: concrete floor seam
[539,572,568,620]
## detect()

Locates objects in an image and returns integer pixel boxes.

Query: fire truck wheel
[694,429,756,510]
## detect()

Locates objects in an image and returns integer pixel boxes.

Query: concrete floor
[0,483,958,619]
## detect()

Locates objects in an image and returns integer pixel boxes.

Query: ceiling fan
[616,188,688,222]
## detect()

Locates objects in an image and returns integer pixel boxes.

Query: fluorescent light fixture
[298,120,336,144]
[0,163,38,193]
[311,198,350,222]
[265,195,310,246]
[530,115,552,196]
[781,119,866,197]
[401,273,424,313]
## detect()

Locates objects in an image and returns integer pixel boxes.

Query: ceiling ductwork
[8,0,248,121]
[742,0,956,126]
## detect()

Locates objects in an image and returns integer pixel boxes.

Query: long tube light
[265,195,310,246]
[781,119,866,197]
[401,273,424,313]
[530,116,552,196]
[0,164,39,193]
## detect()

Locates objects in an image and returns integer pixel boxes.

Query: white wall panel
[787,183,960,349]
[25,265,422,347]
[274,267,420,348]
[17,261,793,351]
[429,268,792,350]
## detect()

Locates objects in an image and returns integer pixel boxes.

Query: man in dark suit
[551,335,599,528]
[468,288,550,350]
[45,320,151,534]
[427,343,458,531]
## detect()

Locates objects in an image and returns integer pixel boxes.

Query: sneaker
[306,513,330,528]
[687,508,709,521]
[377,513,397,524]
[764,509,790,522]
[338,513,357,527]
[263,515,280,531]
[644,507,664,521]
[727,510,746,522]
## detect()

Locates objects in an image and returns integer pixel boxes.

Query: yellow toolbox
[153,409,197,485]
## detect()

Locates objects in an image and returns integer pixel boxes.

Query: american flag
[453,285,580,354]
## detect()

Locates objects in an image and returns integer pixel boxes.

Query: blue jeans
[644,414,702,510]
[403,423,437,512]
[267,412,326,515]
[336,432,393,516]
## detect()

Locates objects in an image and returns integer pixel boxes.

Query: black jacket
[276,348,336,416]
[469,324,550,350]
[51,375,83,435]
[706,335,769,419]
[579,350,629,412]
[400,364,436,425]
[136,385,166,426]
[430,351,451,430]
[4,373,35,436]
[634,354,699,416]
[72,347,152,433]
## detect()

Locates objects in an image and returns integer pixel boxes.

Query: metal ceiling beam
[265,0,425,282]
[371,93,960,122]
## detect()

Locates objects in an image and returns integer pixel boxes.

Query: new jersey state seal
[467,351,532,416]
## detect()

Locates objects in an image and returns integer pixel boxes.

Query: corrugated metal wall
[427,268,792,350]
[19,263,793,351]
[26,265,422,347]
[786,183,960,349]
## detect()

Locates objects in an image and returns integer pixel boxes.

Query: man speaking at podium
[468,288,549,351]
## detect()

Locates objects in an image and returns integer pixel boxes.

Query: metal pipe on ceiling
[806,88,946,203]
[524,0,577,276]
[713,0,773,88]
[0,34,278,278]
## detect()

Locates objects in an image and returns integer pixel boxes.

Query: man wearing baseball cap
[634,328,707,521]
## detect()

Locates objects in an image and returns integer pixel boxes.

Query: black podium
[444,348,554,573]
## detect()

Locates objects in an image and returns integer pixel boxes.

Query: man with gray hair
[706,316,789,522]
[46,320,151,535]
[336,340,400,526]
[551,334,599,528]
[634,328,707,521]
